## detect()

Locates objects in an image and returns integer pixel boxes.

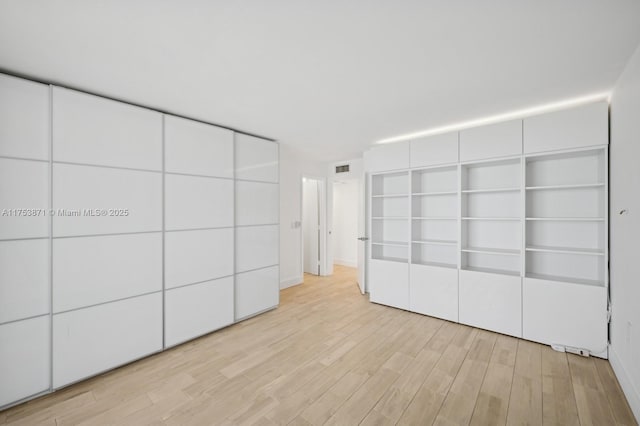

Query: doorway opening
[328,159,367,294]
[302,176,325,276]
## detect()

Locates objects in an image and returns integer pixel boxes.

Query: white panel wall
[0,316,50,407]
[235,266,279,320]
[53,293,162,388]
[235,134,279,182]
[0,74,49,160]
[52,87,162,170]
[165,277,234,346]
[0,74,50,408]
[165,228,234,289]
[53,233,162,312]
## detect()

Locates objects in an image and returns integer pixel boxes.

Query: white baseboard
[280,276,303,289]
[334,259,357,268]
[609,347,640,422]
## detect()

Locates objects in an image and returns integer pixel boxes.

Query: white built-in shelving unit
[370,171,410,263]
[365,101,609,356]
[461,158,522,277]
[524,148,606,286]
[411,165,458,269]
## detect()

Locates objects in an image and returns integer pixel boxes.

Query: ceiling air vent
[335,164,350,173]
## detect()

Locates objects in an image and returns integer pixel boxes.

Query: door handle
[357,237,369,241]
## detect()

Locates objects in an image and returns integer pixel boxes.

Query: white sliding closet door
[235,134,279,321]
[163,115,235,347]
[51,87,163,388]
[0,74,51,408]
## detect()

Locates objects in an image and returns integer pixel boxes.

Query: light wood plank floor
[1,265,636,425]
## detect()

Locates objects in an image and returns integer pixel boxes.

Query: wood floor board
[0,265,635,425]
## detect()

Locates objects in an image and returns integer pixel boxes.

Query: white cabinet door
[0,239,49,323]
[410,132,458,168]
[164,115,233,178]
[524,101,608,154]
[0,158,49,240]
[53,233,162,313]
[235,134,278,183]
[165,228,234,289]
[165,277,234,347]
[410,264,458,322]
[459,119,522,162]
[52,164,162,237]
[235,181,278,226]
[53,293,162,388]
[523,277,607,357]
[165,174,233,231]
[0,73,49,161]
[459,269,522,337]
[364,142,410,172]
[235,266,279,320]
[369,259,409,310]
[0,316,50,408]
[52,87,162,171]
[235,225,279,273]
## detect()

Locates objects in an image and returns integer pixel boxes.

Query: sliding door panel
[165,228,234,289]
[52,164,162,237]
[164,115,233,178]
[0,239,49,324]
[165,277,234,346]
[235,266,279,320]
[52,87,162,171]
[235,225,279,273]
[53,233,162,313]
[53,293,162,388]
[0,316,50,407]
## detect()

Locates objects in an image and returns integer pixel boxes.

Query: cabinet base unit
[235,266,280,321]
[523,277,608,358]
[370,259,409,310]
[459,269,522,337]
[410,264,458,322]
[0,316,50,409]
[165,277,234,347]
[53,292,163,389]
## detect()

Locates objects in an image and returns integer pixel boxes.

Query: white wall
[279,144,327,288]
[610,41,640,422]
[332,180,358,267]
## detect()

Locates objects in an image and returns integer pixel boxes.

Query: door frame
[301,175,328,276]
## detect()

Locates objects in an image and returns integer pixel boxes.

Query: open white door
[303,178,320,275]
[356,173,367,294]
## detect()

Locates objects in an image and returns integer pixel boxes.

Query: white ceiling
[1,1,639,162]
